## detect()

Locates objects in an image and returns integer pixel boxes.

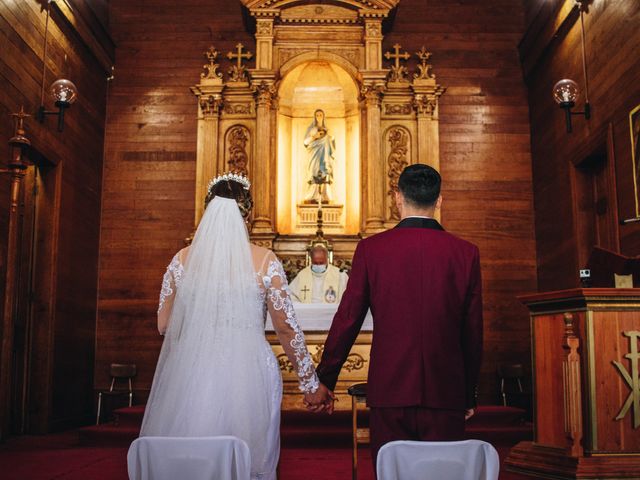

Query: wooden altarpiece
[190,0,445,409]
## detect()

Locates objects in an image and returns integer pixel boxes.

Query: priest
[289,244,348,304]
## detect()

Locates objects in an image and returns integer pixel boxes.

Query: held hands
[303,383,336,414]
[465,408,475,421]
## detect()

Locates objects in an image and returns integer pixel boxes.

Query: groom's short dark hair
[398,164,441,208]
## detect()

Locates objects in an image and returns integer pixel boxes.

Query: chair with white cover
[376,439,499,480]
[127,436,251,480]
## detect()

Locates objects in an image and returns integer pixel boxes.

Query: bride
[140,172,333,479]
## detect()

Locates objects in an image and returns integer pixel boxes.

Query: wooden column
[361,84,386,235]
[191,47,224,224]
[254,19,274,71]
[412,75,445,172]
[251,80,277,237]
[363,19,383,71]
[0,116,29,439]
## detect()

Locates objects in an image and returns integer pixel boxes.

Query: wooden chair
[497,363,532,419]
[347,382,369,480]
[498,363,526,406]
[96,363,137,425]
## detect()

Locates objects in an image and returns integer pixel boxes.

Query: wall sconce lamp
[36,0,78,132]
[553,79,591,133]
[36,79,78,132]
[553,1,592,133]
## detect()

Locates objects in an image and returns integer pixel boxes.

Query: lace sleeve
[157,253,185,335]
[263,258,320,394]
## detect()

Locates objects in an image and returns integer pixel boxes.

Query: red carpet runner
[0,405,532,479]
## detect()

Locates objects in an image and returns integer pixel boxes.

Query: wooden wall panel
[0,0,108,433]
[99,0,537,404]
[522,0,640,291]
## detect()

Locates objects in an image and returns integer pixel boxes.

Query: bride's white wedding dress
[139,197,319,480]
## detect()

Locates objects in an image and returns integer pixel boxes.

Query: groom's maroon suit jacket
[316,217,483,410]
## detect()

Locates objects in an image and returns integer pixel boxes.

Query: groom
[314,164,483,466]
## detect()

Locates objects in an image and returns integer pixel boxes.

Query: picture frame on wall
[631,103,640,217]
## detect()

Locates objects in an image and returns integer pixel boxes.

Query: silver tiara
[207,172,251,195]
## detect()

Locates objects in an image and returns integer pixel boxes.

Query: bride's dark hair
[205,178,253,220]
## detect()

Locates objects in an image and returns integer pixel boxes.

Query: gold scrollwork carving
[387,127,410,220]
[224,103,252,115]
[252,238,274,249]
[311,344,366,372]
[344,354,366,372]
[333,258,352,273]
[281,257,307,283]
[277,353,294,373]
[385,104,413,115]
[226,126,250,175]
[278,48,308,65]
[201,46,223,80]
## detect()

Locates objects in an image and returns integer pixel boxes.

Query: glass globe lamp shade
[49,79,78,105]
[552,79,579,105]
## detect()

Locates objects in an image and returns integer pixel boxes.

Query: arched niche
[276,60,361,235]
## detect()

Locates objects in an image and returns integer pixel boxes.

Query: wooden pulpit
[505,289,640,478]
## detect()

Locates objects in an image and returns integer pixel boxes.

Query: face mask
[311,264,327,274]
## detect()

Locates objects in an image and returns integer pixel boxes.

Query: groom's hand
[304,383,335,414]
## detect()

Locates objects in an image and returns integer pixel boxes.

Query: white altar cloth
[266,302,373,332]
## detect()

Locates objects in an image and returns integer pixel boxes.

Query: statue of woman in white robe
[303,109,335,204]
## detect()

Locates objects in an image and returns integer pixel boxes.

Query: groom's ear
[435,195,443,210]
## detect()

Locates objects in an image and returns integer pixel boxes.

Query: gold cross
[227,43,253,70]
[384,43,410,70]
[614,331,640,428]
[10,106,31,136]
[300,285,310,301]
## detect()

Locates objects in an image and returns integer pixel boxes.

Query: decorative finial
[9,106,31,148]
[414,46,435,80]
[201,46,222,79]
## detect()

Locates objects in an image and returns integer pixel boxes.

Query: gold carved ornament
[200,95,223,116]
[414,46,435,80]
[385,104,412,115]
[613,330,640,429]
[311,345,366,372]
[201,46,223,79]
[227,43,253,82]
[226,126,250,175]
[276,344,367,374]
[386,127,409,220]
[384,43,410,83]
[360,83,385,106]
[254,81,278,107]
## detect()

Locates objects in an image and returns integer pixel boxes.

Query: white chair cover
[127,436,251,480]
[376,439,500,480]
